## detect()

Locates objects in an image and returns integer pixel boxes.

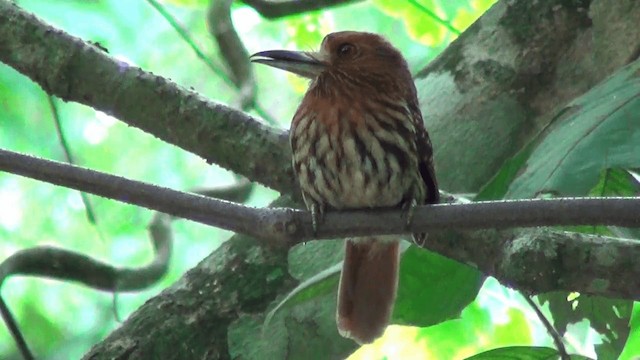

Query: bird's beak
[250,50,326,79]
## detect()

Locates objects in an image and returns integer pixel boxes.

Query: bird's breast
[291,103,419,210]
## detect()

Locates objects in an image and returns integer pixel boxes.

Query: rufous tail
[336,238,400,344]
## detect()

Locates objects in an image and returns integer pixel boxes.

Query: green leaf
[393,245,484,327]
[589,168,639,198]
[506,61,640,199]
[464,346,559,360]
[538,292,632,360]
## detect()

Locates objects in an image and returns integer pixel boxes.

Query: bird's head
[251,31,412,95]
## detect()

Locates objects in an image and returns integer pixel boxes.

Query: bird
[251,31,439,344]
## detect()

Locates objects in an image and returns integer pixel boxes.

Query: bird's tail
[336,237,400,344]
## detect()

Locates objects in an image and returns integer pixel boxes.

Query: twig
[522,295,569,360]
[48,95,105,241]
[207,0,257,110]
[145,0,276,123]
[144,0,232,83]
[407,0,461,35]
[0,297,34,360]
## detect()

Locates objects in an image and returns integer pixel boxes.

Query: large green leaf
[393,245,483,326]
[505,60,640,199]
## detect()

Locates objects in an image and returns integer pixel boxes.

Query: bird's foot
[310,203,325,237]
[401,198,418,227]
[402,199,426,247]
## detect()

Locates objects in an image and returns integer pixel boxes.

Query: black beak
[250,50,326,79]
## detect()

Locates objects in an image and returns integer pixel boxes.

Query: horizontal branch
[2,148,640,299]
[2,148,639,239]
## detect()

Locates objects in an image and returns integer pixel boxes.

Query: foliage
[0,0,638,359]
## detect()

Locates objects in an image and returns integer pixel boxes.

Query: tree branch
[2,147,639,300]
[0,0,293,193]
[241,0,363,19]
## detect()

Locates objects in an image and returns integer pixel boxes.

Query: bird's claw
[401,198,418,228]
[310,203,324,237]
[403,198,426,247]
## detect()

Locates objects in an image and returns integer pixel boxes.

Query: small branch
[0,148,273,240]
[522,295,568,360]
[48,95,105,241]
[207,0,257,110]
[145,0,233,86]
[0,297,34,360]
[241,0,363,19]
[144,0,276,123]
[407,0,461,35]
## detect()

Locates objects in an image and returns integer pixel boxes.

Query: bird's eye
[337,43,355,57]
